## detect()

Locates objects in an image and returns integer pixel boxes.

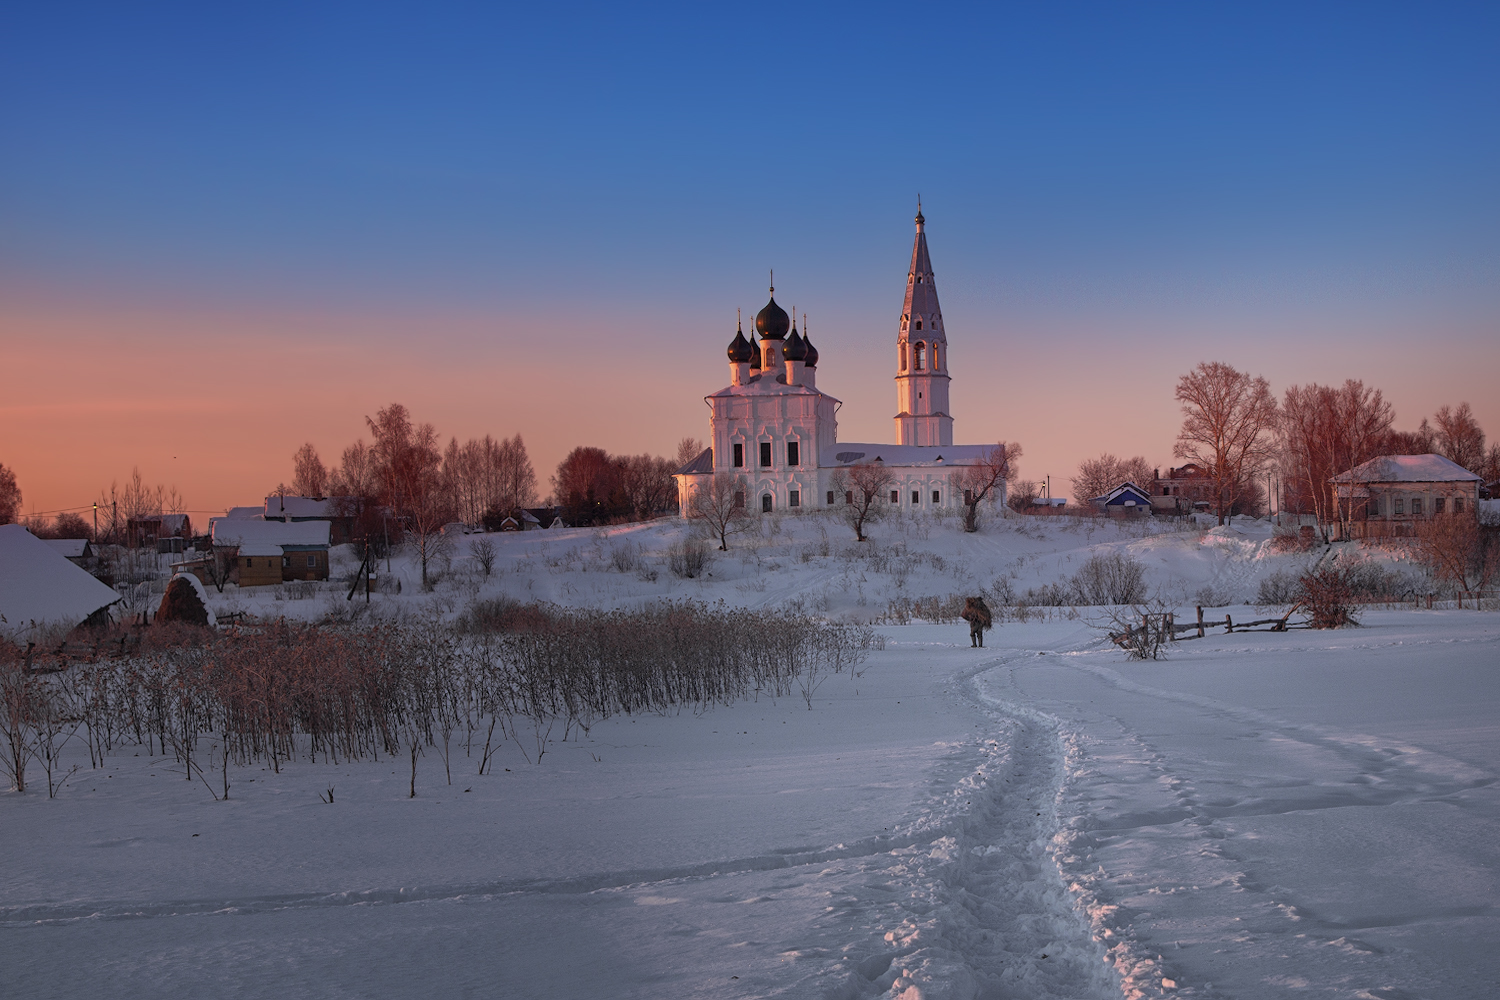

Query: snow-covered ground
[5,513,1497,999]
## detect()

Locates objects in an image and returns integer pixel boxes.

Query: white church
[674,208,1004,515]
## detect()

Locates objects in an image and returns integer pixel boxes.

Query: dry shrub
[1300,566,1360,628]
[667,539,710,579]
[1071,552,1147,605]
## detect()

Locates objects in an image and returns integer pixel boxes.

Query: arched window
[914,342,925,370]
[931,344,939,370]
[915,318,922,330]
[899,343,907,371]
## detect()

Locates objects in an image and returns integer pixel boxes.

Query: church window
[916,275,923,283]
[1435,497,1445,514]
[845,491,854,505]
[1395,498,1404,515]
[914,343,925,370]
[760,442,772,468]
[912,490,919,504]
[964,490,973,504]
[789,490,800,507]
[827,490,835,505]
[932,490,940,504]
[890,490,899,503]
[733,443,744,468]
[1369,497,1381,516]
[1455,497,1465,513]
[762,494,772,513]
[787,441,799,466]
[932,345,939,369]
[900,344,907,371]
[915,319,922,330]
[1412,498,1423,516]
[734,491,745,508]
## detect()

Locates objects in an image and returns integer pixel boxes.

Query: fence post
[1167,612,1175,641]
[1428,593,1433,609]
[1197,605,1204,638]
[1225,614,1234,634]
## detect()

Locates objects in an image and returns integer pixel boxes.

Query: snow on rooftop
[44,538,90,559]
[1331,453,1481,483]
[211,518,331,548]
[224,506,265,520]
[263,496,356,518]
[0,524,118,642]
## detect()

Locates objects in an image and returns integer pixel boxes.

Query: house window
[1412,498,1423,516]
[890,490,899,503]
[932,490,940,504]
[1435,497,1445,514]
[1455,497,1465,513]
[761,494,772,513]
[307,553,317,567]
[734,491,745,508]
[912,490,920,504]
[282,556,290,568]
[845,491,854,505]
[760,442,772,468]
[1395,499,1404,515]
[827,490,835,505]
[733,443,744,468]
[244,558,251,568]
[789,490,800,507]
[914,342,925,370]
[787,441,799,466]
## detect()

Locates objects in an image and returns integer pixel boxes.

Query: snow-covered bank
[5,514,1497,999]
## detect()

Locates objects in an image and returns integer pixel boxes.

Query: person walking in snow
[961,597,992,648]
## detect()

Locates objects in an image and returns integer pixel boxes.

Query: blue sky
[3,3,1497,510]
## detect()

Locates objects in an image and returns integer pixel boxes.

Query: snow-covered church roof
[1330,454,1481,483]
[0,524,119,644]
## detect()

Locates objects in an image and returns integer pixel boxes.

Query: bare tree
[832,462,897,541]
[1433,403,1486,473]
[1070,453,1154,506]
[1279,380,1394,535]
[675,437,706,469]
[950,442,1018,533]
[685,472,749,550]
[471,538,497,578]
[366,404,455,589]
[1006,479,1039,513]
[1418,511,1499,605]
[620,454,677,520]
[291,443,329,497]
[1175,362,1278,525]
[0,464,20,525]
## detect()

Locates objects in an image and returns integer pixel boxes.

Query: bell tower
[894,204,953,446]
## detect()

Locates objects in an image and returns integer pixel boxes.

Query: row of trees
[1,603,877,796]
[550,438,702,526]
[1098,362,1500,526]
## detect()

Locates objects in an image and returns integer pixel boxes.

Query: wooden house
[210,518,331,586]
[1093,482,1154,515]
[1331,454,1481,537]
[262,495,358,546]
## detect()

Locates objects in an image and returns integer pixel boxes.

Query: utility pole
[93,502,98,540]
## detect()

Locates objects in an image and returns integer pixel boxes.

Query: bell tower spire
[894,203,953,446]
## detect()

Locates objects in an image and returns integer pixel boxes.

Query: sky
[2,3,1498,516]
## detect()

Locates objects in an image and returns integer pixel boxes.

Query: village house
[0,525,119,644]
[1331,454,1481,537]
[262,494,359,545]
[674,209,1005,515]
[1093,482,1154,515]
[125,512,193,550]
[1151,464,1213,514]
[209,518,332,586]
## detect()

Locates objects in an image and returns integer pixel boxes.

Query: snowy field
[5,513,1498,999]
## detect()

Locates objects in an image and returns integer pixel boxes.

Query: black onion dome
[784,327,807,362]
[748,330,761,369]
[802,334,819,368]
[727,323,752,363]
[755,293,790,340]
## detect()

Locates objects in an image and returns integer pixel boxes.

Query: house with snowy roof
[1331,454,1481,535]
[210,518,332,587]
[0,524,119,644]
[262,495,359,545]
[1092,482,1154,515]
[673,208,1005,516]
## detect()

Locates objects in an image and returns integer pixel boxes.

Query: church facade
[674,209,1003,516]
